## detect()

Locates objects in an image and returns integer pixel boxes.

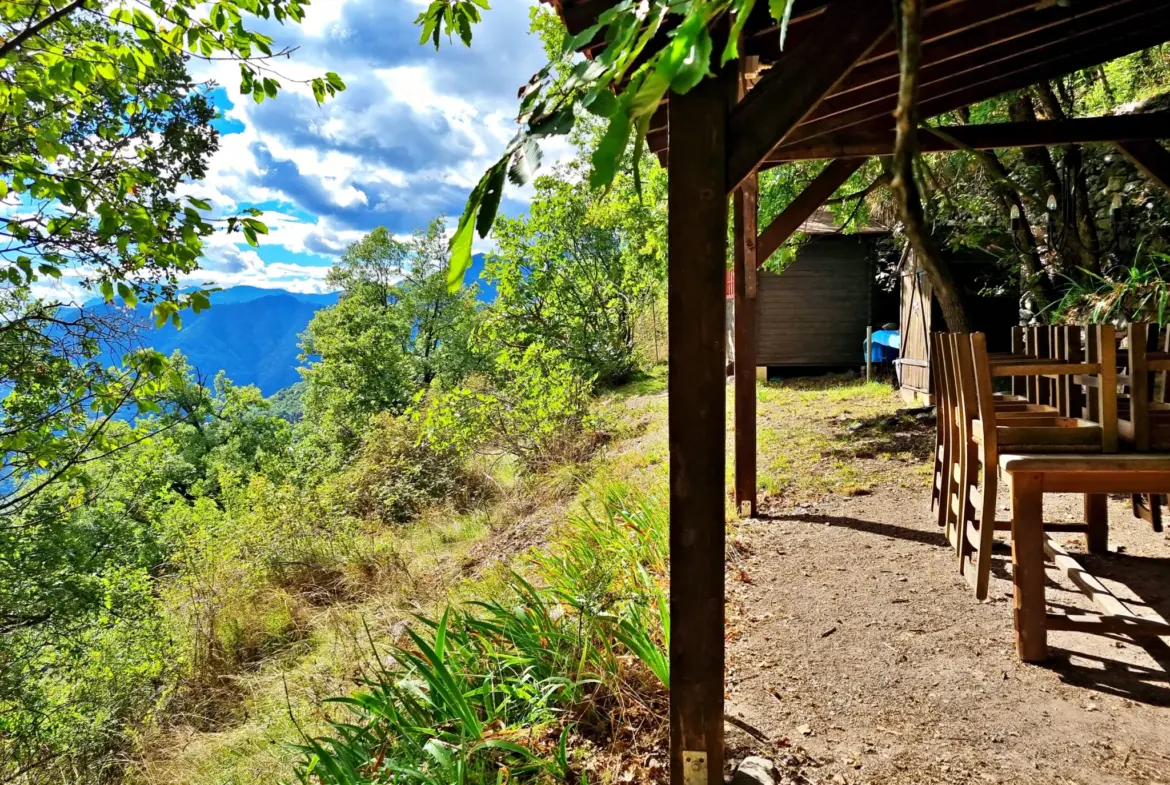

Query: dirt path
[726,480,1170,785]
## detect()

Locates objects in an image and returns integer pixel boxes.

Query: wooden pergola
[543,1,1170,783]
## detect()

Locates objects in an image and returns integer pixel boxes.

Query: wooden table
[999,454,1170,662]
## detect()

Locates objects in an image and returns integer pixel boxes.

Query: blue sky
[177,0,559,294]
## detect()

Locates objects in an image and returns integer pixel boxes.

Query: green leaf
[723,0,758,65]
[475,161,507,239]
[590,108,631,189]
[116,282,138,308]
[507,138,542,187]
[448,205,479,291]
[325,71,346,91]
[582,87,619,118]
[770,0,795,48]
[660,13,713,94]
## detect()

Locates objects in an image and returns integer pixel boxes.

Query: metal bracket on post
[683,751,708,785]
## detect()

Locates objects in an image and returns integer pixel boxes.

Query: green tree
[483,152,665,386]
[398,218,485,386]
[299,293,415,452]
[302,220,486,453]
[0,0,342,515]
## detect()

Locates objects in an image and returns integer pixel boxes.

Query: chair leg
[938,438,953,531]
[965,458,998,600]
[931,445,942,513]
[1131,493,1163,534]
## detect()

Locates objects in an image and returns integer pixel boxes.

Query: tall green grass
[291,487,669,785]
[1053,246,1170,325]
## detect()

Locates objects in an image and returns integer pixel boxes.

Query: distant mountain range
[90,254,494,396]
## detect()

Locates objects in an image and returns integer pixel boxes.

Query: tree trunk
[1009,95,1100,279]
[891,0,969,332]
[1033,83,1102,275]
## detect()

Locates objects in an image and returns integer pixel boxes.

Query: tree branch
[0,0,90,60]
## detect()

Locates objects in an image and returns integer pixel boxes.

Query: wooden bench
[999,453,1170,662]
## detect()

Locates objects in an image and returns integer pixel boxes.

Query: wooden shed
[757,234,874,367]
[898,252,1020,403]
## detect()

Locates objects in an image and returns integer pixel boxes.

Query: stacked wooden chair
[932,326,1117,599]
[1117,323,1170,531]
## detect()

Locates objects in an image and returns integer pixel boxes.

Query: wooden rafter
[804,0,1145,130]
[725,0,892,192]
[1116,139,1170,195]
[765,112,1170,162]
[641,0,1170,160]
[783,2,1169,147]
[756,158,867,265]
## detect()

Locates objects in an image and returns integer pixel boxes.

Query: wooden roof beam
[816,0,1143,120]
[766,112,1170,162]
[780,6,1170,149]
[726,0,892,193]
[803,0,1151,134]
[756,158,867,265]
[1116,140,1170,195]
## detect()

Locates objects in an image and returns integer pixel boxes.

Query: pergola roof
[545,0,1170,167]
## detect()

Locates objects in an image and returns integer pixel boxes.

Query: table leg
[1085,493,1108,554]
[1010,472,1048,663]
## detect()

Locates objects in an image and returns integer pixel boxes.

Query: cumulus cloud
[184,0,560,291]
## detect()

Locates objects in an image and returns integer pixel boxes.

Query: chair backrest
[965,332,999,458]
[1122,322,1158,451]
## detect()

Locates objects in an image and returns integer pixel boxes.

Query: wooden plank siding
[755,236,871,367]
[900,266,933,398]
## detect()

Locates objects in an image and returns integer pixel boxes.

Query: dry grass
[131,369,920,785]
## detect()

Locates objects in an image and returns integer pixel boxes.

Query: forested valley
[2,2,1170,784]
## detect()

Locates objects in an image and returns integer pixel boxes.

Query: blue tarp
[864,329,900,362]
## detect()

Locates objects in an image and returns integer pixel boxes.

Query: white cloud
[180,0,574,292]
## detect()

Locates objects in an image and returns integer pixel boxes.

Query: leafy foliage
[293,490,669,785]
[0,0,342,517]
[301,221,485,453]
[483,150,666,386]
[0,362,295,780]
[429,0,797,286]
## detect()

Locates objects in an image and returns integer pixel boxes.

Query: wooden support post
[1009,471,1048,663]
[756,158,866,265]
[668,61,729,785]
[734,173,758,519]
[866,326,873,384]
[1115,139,1170,195]
[1085,493,1109,555]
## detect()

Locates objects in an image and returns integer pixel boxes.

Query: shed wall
[756,236,871,367]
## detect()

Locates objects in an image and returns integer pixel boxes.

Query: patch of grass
[749,376,925,503]
[290,490,670,785]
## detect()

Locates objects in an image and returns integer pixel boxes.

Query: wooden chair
[954,330,1115,599]
[935,333,1058,556]
[1118,322,1170,532]
[931,334,1053,538]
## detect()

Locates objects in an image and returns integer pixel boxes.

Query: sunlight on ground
[134,372,922,784]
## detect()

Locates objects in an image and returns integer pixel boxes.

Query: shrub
[292,488,669,785]
[419,344,608,473]
[327,411,491,527]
